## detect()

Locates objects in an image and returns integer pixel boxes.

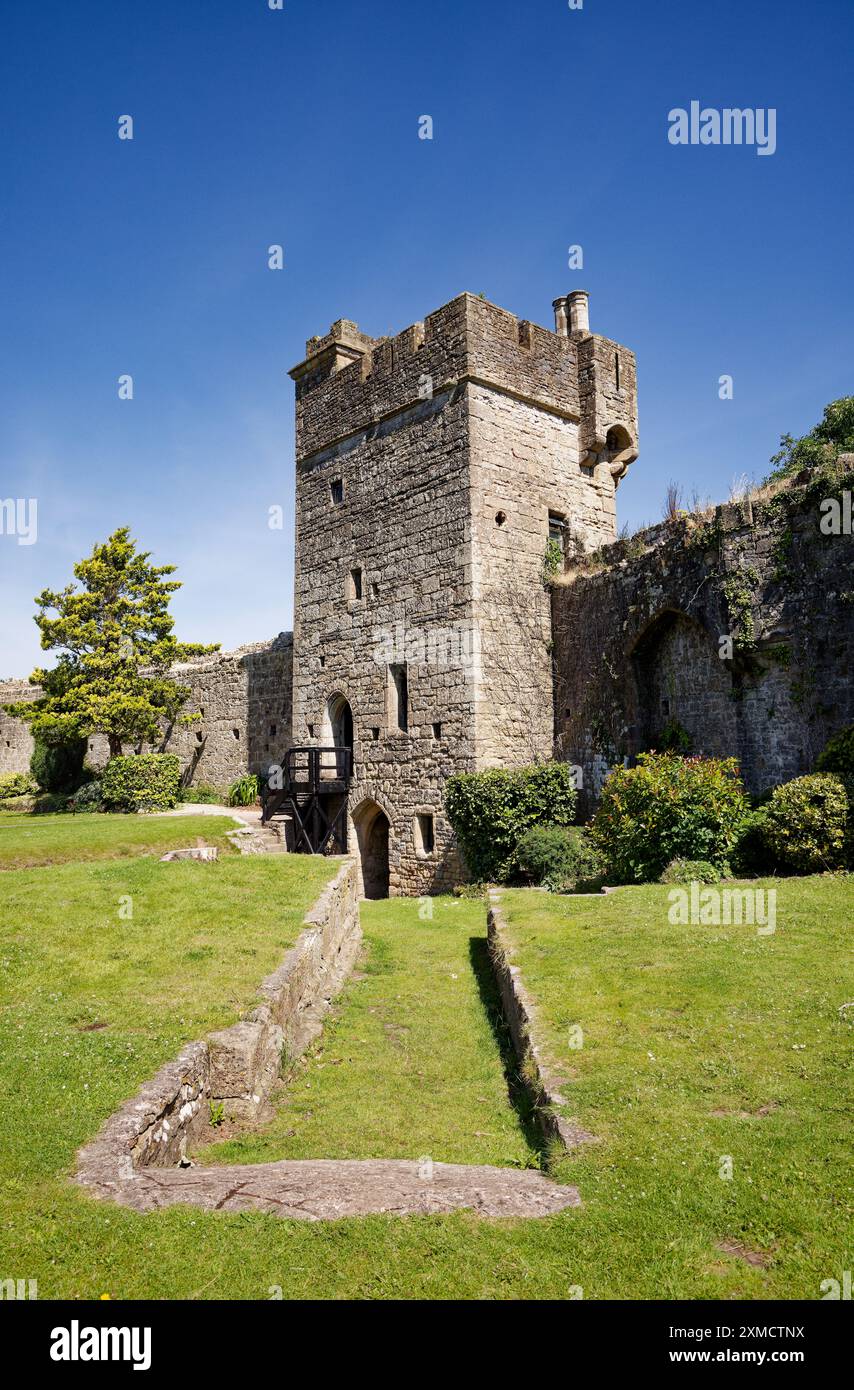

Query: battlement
[289,292,639,479]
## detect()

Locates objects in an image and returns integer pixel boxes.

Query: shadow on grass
[467,935,545,1164]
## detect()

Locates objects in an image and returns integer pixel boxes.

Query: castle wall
[0,636,293,788]
[0,681,38,775]
[552,470,854,804]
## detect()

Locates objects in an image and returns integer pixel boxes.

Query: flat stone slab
[160,847,219,862]
[79,1157,580,1221]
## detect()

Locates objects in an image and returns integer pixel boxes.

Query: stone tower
[289,291,638,896]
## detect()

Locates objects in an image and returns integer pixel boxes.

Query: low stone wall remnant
[487,891,596,1153]
[76,857,361,1193]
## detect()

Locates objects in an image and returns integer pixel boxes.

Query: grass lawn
[0,811,240,871]
[1,838,850,1300]
[200,896,539,1169]
[497,878,854,1300]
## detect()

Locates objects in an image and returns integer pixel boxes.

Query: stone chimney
[552,296,569,337]
[568,290,590,335]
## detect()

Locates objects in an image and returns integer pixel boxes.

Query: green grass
[497,878,854,1299]
[1,859,850,1300]
[200,896,538,1169]
[0,811,239,871]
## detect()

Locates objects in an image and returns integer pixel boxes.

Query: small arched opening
[322,692,354,779]
[354,801,391,899]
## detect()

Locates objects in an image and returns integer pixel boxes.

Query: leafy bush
[32,793,71,814]
[452,882,487,900]
[180,783,225,804]
[591,752,749,884]
[0,771,38,800]
[730,808,775,877]
[67,780,104,814]
[0,795,38,813]
[101,754,181,812]
[762,773,848,874]
[228,774,259,807]
[816,725,854,793]
[656,718,691,753]
[445,762,578,882]
[517,826,604,892]
[765,396,854,484]
[660,858,721,885]
[30,737,87,794]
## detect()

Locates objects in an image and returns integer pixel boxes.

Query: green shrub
[0,771,38,800]
[660,858,721,885]
[445,762,578,882]
[30,737,87,794]
[816,725,854,794]
[517,825,604,892]
[228,774,259,807]
[730,808,775,876]
[591,752,748,884]
[452,882,487,900]
[101,754,181,812]
[67,780,104,814]
[180,783,225,804]
[0,795,37,813]
[762,773,848,874]
[657,717,692,753]
[32,793,71,814]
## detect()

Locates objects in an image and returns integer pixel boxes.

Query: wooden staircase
[261,747,352,854]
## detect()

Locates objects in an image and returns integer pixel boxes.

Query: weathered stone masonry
[0,635,294,787]
[5,285,851,896]
[552,468,854,808]
[289,292,637,894]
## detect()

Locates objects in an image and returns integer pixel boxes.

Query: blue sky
[1,0,852,675]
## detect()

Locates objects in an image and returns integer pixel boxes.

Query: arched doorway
[323,693,353,780]
[354,801,390,899]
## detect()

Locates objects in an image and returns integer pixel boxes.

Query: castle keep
[287,291,637,894]
[4,289,851,897]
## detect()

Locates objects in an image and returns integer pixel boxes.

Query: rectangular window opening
[347,567,363,601]
[389,663,408,733]
[417,813,435,855]
[432,721,442,740]
[330,478,344,505]
[548,511,566,554]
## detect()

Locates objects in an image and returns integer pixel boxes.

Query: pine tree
[3,528,218,757]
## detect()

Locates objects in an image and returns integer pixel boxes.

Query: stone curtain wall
[0,680,39,775]
[76,859,360,1181]
[0,635,293,786]
[552,471,854,805]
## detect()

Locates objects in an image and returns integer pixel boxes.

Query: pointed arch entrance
[354,800,390,899]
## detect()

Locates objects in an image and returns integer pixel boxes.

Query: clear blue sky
[1,0,852,675]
